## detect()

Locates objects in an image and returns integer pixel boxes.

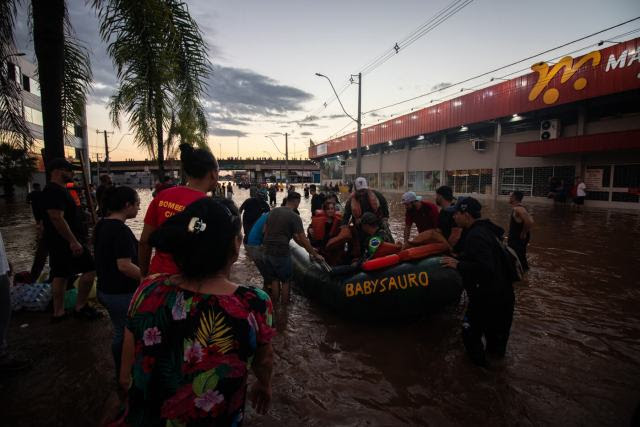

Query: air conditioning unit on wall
[540,119,560,140]
[471,139,488,151]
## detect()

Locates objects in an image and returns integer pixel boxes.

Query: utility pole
[285,132,289,184]
[356,72,362,177]
[96,129,113,174]
[96,153,100,178]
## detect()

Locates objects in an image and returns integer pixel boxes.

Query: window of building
[361,173,379,189]
[6,62,20,85]
[24,106,43,126]
[22,74,30,92]
[381,172,404,190]
[501,166,574,196]
[408,170,441,192]
[447,169,493,194]
[29,78,40,96]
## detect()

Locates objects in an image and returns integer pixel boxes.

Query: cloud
[431,82,452,91]
[297,122,319,127]
[300,131,313,136]
[209,128,248,137]
[204,65,312,117]
[12,1,313,139]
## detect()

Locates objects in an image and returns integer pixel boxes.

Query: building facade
[310,37,640,209]
[2,56,89,192]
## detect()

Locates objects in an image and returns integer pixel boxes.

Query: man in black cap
[42,158,98,321]
[440,197,515,367]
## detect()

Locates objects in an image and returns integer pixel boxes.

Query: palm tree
[94,0,210,177]
[2,0,91,171]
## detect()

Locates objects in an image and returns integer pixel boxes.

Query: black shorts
[49,244,95,279]
[574,196,585,205]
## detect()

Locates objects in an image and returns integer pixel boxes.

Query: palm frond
[0,0,34,148]
[61,10,92,135]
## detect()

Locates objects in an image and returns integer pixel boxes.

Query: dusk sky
[13,0,640,162]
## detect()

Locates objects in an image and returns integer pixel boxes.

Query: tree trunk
[155,100,165,178]
[32,0,65,173]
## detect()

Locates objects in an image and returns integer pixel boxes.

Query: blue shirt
[247,213,269,246]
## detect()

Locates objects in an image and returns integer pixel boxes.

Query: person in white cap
[341,177,389,229]
[402,191,440,244]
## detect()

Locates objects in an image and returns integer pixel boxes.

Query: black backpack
[495,237,524,284]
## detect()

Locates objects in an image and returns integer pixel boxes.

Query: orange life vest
[397,242,449,262]
[350,190,380,220]
[311,210,342,241]
[66,182,81,207]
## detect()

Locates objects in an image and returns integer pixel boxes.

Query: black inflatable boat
[287,242,463,320]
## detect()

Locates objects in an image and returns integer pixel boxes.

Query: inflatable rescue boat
[288,242,463,320]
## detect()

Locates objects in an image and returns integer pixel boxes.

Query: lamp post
[315,72,362,177]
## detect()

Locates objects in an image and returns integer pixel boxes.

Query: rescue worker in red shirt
[139,144,218,277]
[402,191,440,244]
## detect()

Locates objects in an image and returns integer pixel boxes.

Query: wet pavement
[1,187,639,426]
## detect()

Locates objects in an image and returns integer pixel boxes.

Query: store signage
[316,143,327,156]
[529,47,639,106]
[584,168,604,189]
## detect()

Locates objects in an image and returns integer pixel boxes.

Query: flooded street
[1,187,639,426]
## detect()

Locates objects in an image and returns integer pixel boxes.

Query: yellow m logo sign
[528,51,601,105]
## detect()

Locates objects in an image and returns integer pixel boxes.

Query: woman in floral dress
[119,198,275,426]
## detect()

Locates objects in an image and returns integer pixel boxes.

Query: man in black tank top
[507,191,534,272]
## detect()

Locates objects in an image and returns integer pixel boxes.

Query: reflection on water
[2,187,640,426]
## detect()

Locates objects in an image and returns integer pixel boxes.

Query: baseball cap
[360,212,379,225]
[436,185,453,201]
[354,177,368,191]
[48,157,80,171]
[453,197,482,218]
[401,191,422,204]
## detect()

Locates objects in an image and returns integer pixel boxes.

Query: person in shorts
[262,192,323,304]
[42,158,98,321]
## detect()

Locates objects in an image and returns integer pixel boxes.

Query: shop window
[449,169,493,194]
[381,172,404,190]
[408,171,440,192]
[613,164,640,188]
[533,167,554,197]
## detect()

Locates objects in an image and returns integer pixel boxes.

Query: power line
[360,0,473,77]
[312,0,473,116]
[386,27,640,118]
[362,16,640,115]
[319,22,640,142]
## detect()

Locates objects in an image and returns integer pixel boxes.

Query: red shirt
[144,186,207,274]
[405,200,439,233]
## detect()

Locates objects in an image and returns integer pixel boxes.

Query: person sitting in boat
[308,201,347,265]
[341,177,392,241]
[325,192,343,213]
[359,212,396,259]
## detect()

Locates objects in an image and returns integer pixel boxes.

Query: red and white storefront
[310,37,640,209]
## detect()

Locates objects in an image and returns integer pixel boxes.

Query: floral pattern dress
[124,275,275,426]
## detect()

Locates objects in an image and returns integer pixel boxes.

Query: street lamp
[315,72,362,177]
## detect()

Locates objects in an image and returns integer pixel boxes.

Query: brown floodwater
[1,187,639,426]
